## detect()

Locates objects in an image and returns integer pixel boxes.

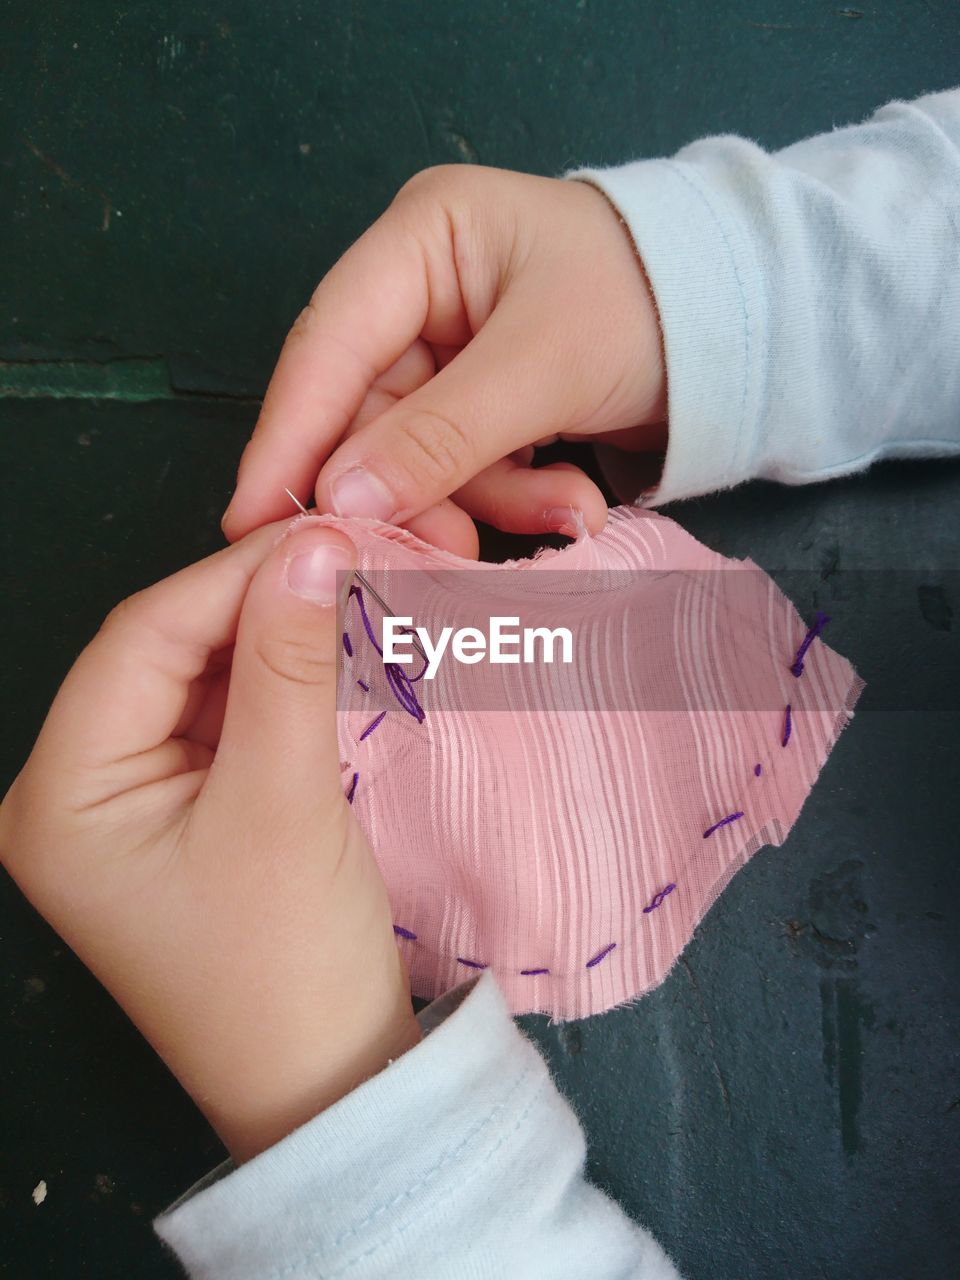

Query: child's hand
[222,167,667,551]
[0,519,420,1163]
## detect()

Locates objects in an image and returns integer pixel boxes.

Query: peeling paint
[0,357,259,403]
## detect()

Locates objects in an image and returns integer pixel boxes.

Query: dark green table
[3,4,958,1276]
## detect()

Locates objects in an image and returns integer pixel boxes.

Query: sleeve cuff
[566,156,767,506]
[152,979,483,1240]
[154,972,674,1278]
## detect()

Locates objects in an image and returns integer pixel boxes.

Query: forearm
[571,88,960,504]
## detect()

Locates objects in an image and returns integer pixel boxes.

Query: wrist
[570,177,668,429]
[215,990,423,1165]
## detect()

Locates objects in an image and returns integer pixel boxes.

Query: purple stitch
[790,611,832,677]
[350,586,426,721]
[703,811,745,839]
[385,661,426,723]
[388,625,429,681]
[384,662,413,711]
[359,711,387,741]
[393,925,417,940]
[643,883,677,913]
[405,633,430,683]
[782,703,793,748]
[350,586,384,657]
[457,957,488,970]
[520,967,551,976]
[346,772,359,804]
[754,762,762,776]
[342,631,353,658]
[357,679,369,692]
[586,941,617,969]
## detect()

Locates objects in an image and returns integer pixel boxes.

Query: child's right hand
[222,166,667,553]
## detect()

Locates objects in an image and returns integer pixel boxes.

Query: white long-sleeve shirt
[155,88,960,1278]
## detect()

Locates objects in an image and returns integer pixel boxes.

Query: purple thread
[386,668,422,720]
[385,661,426,723]
[345,772,359,804]
[457,957,488,970]
[754,762,762,776]
[405,634,430,683]
[703,811,745,839]
[350,586,384,656]
[359,711,387,741]
[586,941,617,969]
[643,883,677,914]
[357,679,369,692]
[790,611,832,677]
[393,925,417,940]
[520,967,551,976]
[782,703,793,748]
[342,631,353,658]
[349,586,426,721]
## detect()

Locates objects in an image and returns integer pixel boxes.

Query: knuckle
[0,775,46,873]
[283,304,376,391]
[396,164,459,204]
[288,297,319,343]
[396,408,473,488]
[254,635,336,690]
[0,788,19,866]
[100,593,140,635]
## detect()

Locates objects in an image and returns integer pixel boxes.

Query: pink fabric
[312,507,862,1021]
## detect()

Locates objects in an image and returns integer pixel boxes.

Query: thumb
[212,520,356,824]
[311,296,606,529]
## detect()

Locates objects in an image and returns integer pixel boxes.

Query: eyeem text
[383,616,574,681]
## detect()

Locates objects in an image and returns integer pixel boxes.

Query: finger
[37,522,287,772]
[404,501,479,558]
[455,458,608,536]
[334,344,479,555]
[312,295,601,528]
[173,662,232,750]
[208,520,356,823]
[221,215,444,541]
[348,340,436,430]
[428,341,461,372]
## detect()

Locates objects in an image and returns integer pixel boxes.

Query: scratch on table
[680,956,733,1121]
[22,137,112,232]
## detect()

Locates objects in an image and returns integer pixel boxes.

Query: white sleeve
[154,971,680,1279]
[569,89,960,506]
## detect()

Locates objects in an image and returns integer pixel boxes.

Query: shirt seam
[327,1074,551,1279]
[660,158,756,480]
[264,1063,540,1280]
[780,437,960,480]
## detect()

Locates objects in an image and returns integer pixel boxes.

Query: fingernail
[221,497,235,530]
[329,467,396,521]
[545,506,578,537]
[285,543,355,604]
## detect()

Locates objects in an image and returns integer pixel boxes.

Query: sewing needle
[282,488,428,663]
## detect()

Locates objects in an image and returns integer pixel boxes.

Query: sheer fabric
[302,508,863,1021]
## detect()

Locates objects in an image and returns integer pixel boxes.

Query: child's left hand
[0,518,420,1163]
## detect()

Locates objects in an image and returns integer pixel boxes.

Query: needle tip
[284,487,311,516]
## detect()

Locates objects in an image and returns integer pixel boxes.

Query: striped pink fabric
[315,507,863,1022]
